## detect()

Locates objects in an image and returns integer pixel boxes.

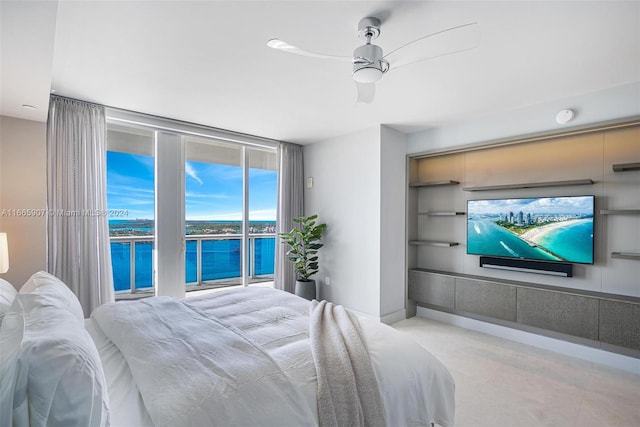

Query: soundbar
[479,256,573,277]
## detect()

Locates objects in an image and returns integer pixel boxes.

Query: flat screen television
[467,195,594,264]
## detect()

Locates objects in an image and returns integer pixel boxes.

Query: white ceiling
[2,0,639,144]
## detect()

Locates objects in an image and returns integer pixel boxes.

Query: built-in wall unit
[406,120,640,366]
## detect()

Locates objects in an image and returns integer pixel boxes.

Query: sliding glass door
[106,124,155,294]
[106,120,277,296]
[184,137,244,287]
[248,147,277,280]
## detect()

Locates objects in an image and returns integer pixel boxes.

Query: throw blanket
[310,300,386,427]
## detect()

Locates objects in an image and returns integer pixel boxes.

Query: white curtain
[275,142,304,293]
[47,96,114,316]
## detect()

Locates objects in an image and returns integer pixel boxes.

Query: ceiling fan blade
[355,82,375,104]
[383,22,480,70]
[266,39,352,62]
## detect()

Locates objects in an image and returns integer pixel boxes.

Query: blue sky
[468,196,594,215]
[107,151,277,220]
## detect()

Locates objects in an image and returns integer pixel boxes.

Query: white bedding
[0,272,109,427]
[84,318,153,427]
[88,287,455,427]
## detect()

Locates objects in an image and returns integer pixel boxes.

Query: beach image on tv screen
[467,196,594,264]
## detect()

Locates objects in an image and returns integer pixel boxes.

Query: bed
[0,272,455,427]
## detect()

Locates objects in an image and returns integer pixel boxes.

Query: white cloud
[186,162,203,185]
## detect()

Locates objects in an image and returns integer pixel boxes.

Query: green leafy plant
[279,214,327,282]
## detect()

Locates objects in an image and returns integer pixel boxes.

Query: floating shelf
[612,163,640,172]
[611,252,640,260]
[463,179,594,192]
[600,209,640,215]
[409,240,459,247]
[409,180,459,188]
[419,211,466,216]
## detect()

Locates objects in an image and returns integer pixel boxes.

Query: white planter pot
[295,279,317,301]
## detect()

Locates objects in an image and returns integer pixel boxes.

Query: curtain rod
[50,93,103,108]
[49,94,289,149]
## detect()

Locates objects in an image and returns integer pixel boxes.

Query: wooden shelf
[600,209,640,215]
[612,163,640,172]
[419,211,466,216]
[463,179,594,192]
[409,180,459,188]
[611,252,640,260]
[409,240,459,247]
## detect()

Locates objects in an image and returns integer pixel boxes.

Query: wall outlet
[325,276,330,286]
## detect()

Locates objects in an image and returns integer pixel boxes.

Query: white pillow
[0,294,110,427]
[0,278,17,324]
[19,271,85,322]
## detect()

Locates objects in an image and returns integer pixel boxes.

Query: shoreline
[518,218,587,245]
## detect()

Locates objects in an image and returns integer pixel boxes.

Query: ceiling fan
[267,17,479,103]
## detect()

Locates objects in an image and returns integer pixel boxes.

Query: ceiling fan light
[352,43,386,83]
[353,66,383,83]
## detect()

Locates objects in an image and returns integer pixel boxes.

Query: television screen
[467,195,594,264]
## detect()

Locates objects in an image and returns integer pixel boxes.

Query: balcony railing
[110,234,276,293]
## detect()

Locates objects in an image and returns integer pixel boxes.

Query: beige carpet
[392,317,640,427]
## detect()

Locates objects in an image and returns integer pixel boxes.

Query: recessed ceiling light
[21,104,37,110]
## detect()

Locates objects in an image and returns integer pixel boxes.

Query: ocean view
[467,196,595,264]
[526,218,593,263]
[110,220,276,292]
[467,218,593,263]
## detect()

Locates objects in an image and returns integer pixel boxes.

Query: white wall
[0,115,47,288]
[304,126,382,318]
[379,126,407,323]
[303,125,409,322]
[407,82,640,154]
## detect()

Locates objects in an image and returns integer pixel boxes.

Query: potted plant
[279,214,327,300]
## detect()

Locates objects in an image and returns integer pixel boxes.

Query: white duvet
[89,287,454,427]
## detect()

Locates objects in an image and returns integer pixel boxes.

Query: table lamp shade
[0,233,9,274]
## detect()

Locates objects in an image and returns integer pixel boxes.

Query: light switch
[306,177,313,188]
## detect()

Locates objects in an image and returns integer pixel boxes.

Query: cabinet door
[599,300,640,351]
[516,288,599,340]
[408,271,455,309]
[455,278,516,322]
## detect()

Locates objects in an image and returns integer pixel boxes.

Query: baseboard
[379,308,407,325]
[349,307,407,325]
[416,306,640,375]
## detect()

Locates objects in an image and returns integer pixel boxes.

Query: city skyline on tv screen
[467,196,594,264]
